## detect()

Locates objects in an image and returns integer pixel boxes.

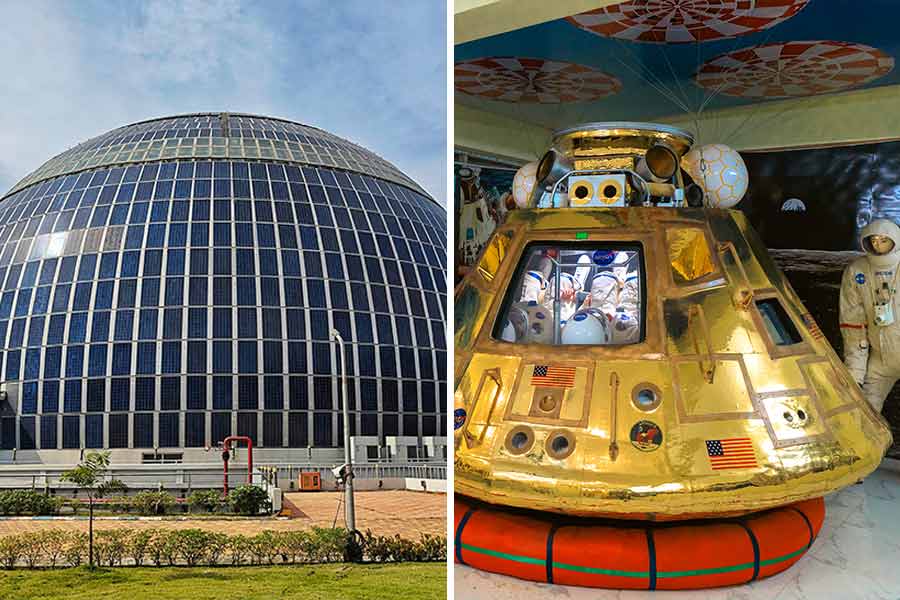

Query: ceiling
[455,0,900,134]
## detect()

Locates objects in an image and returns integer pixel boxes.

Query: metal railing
[0,461,446,493]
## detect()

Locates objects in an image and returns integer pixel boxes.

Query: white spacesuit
[839,218,900,413]
[544,254,591,324]
[519,255,553,303]
[588,253,640,343]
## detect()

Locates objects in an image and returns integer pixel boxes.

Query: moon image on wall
[781,198,807,212]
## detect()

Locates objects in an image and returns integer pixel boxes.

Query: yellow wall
[456,84,900,160]
[657,84,900,151]
[454,0,621,44]
[455,104,553,163]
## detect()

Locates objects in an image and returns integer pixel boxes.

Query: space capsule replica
[454,123,892,522]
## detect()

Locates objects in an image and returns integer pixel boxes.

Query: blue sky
[0,0,447,204]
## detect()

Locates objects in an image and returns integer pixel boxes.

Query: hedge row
[0,528,446,568]
[0,487,270,516]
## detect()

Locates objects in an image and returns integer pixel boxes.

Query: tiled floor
[0,490,446,539]
[455,468,900,600]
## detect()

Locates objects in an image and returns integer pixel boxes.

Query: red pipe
[221,435,253,495]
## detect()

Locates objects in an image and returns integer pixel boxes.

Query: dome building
[0,113,447,467]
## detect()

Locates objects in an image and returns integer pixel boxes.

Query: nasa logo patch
[856,273,866,285]
[453,408,467,430]
[593,250,616,266]
[630,420,662,452]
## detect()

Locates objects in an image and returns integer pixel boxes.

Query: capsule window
[756,298,802,346]
[493,242,645,346]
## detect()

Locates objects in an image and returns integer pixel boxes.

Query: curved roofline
[2,111,438,206]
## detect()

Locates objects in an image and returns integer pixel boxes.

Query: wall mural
[454,164,516,269]
[455,0,899,127]
[566,0,810,45]
[742,140,900,455]
[454,57,622,104]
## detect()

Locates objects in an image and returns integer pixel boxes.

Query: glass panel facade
[0,113,447,451]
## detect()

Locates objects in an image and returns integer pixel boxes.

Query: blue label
[593,250,616,266]
[856,273,866,284]
[453,408,467,430]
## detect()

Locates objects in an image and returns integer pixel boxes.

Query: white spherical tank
[512,161,539,208]
[682,143,748,209]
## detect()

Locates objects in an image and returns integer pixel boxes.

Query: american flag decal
[706,438,758,470]
[801,313,824,340]
[532,365,576,388]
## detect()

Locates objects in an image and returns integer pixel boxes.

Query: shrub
[279,531,309,564]
[127,530,154,567]
[417,533,446,562]
[41,530,69,568]
[226,485,270,516]
[168,529,213,567]
[132,491,176,515]
[248,531,281,565]
[227,534,252,565]
[19,534,43,568]
[94,530,131,567]
[187,490,223,513]
[361,531,446,563]
[307,527,348,563]
[0,527,447,568]
[0,535,23,568]
[145,530,169,567]
[0,491,62,516]
[106,495,133,513]
[63,532,87,568]
[205,532,229,565]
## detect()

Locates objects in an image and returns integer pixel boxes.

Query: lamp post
[330,329,356,531]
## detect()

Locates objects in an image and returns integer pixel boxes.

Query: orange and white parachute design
[455,57,621,104]
[695,40,894,98]
[567,0,809,44]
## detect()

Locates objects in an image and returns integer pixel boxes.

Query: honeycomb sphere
[682,143,748,209]
[512,161,539,208]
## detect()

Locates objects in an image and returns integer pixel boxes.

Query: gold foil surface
[668,227,715,284]
[454,206,892,520]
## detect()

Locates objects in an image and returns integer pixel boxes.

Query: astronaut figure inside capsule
[498,245,642,345]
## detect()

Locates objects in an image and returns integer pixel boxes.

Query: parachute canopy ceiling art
[455,0,900,129]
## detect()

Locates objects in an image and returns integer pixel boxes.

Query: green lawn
[0,563,446,600]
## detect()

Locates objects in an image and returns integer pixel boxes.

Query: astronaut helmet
[860,219,900,267]
[561,308,611,345]
[612,251,631,279]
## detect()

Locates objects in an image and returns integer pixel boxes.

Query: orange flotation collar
[455,495,824,590]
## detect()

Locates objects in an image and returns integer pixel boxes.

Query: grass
[0,563,446,600]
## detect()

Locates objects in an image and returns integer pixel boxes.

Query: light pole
[330,329,356,531]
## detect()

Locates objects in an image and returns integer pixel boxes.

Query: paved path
[0,490,446,539]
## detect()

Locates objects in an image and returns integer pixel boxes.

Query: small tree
[60,451,125,569]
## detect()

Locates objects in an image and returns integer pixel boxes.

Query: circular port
[539,394,557,412]
[603,184,618,199]
[783,411,794,422]
[504,426,534,455]
[546,430,575,460]
[797,409,806,420]
[631,383,662,412]
[574,185,590,199]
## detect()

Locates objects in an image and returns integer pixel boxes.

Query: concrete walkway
[0,490,446,539]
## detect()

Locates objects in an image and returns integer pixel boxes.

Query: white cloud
[0,0,446,204]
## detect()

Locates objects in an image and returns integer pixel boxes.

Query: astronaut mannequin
[544,254,592,324]
[840,218,900,413]
[585,252,640,343]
